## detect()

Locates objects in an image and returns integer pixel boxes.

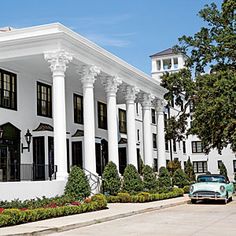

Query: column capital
[101,75,122,96]
[139,92,155,109]
[153,98,166,113]
[78,65,101,87]
[44,50,73,75]
[124,85,140,103]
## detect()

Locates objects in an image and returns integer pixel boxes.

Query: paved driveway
[51,199,236,236]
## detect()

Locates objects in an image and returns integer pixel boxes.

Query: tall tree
[161,0,236,154]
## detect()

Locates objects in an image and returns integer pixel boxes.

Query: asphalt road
[50,199,236,236]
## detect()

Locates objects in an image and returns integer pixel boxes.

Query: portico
[0,23,167,200]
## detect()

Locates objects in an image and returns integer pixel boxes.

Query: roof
[150,48,174,58]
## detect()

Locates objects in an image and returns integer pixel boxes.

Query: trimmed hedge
[0,194,107,228]
[0,195,79,210]
[106,188,184,203]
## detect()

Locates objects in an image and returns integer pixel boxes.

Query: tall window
[193,161,208,173]
[37,82,52,117]
[0,69,17,110]
[74,94,83,124]
[97,101,107,129]
[173,140,177,152]
[137,129,140,142]
[156,60,161,71]
[119,109,127,133]
[153,133,157,149]
[217,160,223,169]
[183,141,186,154]
[233,160,236,173]
[151,109,156,124]
[192,141,204,153]
[164,113,168,128]
[165,137,169,151]
[173,58,178,69]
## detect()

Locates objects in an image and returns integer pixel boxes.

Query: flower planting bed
[0,194,107,227]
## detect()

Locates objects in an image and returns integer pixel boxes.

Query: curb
[3,199,189,236]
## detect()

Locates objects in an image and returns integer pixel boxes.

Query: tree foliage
[161,0,236,154]
[142,165,157,192]
[102,161,121,195]
[184,158,196,182]
[157,167,172,189]
[172,169,190,188]
[64,166,91,198]
[219,162,228,178]
[123,164,143,194]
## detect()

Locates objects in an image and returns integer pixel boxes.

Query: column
[154,99,166,168]
[44,50,73,180]
[101,76,122,168]
[140,93,154,167]
[79,65,101,174]
[125,85,139,168]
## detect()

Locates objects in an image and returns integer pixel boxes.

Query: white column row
[45,50,166,180]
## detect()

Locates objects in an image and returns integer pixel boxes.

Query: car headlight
[190,185,194,193]
[220,185,225,193]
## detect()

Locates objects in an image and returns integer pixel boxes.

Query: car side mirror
[226,180,230,184]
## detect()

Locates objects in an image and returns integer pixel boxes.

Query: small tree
[102,161,121,195]
[157,167,172,190]
[172,168,190,188]
[123,164,143,194]
[184,158,195,182]
[219,162,228,178]
[142,165,157,192]
[167,159,181,176]
[64,166,91,198]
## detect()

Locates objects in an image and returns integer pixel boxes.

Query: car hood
[192,182,225,192]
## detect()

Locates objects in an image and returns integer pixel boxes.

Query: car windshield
[197,175,226,183]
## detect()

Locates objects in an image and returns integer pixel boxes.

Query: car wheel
[191,199,197,204]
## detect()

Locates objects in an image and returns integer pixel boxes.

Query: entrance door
[72,141,83,168]
[96,139,108,176]
[0,123,20,181]
[119,147,127,175]
[33,137,45,180]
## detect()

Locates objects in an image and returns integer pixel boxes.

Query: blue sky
[1,0,222,74]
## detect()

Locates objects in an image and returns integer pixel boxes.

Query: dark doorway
[72,141,83,168]
[96,139,108,176]
[137,148,142,174]
[0,123,20,182]
[33,137,45,180]
[48,137,54,180]
[119,147,127,175]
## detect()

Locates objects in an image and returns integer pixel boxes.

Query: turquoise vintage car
[189,174,234,204]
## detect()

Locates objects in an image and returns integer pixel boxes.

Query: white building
[0,23,168,200]
[150,48,236,181]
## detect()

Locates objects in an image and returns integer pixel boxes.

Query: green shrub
[219,162,228,178]
[0,194,107,228]
[183,185,190,193]
[102,161,121,195]
[142,165,157,192]
[0,195,79,210]
[64,166,91,198]
[136,192,150,202]
[157,167,172,190]
[172,169,190,188]
[117,193,131,203]
[184,157,195,181]
[123,164,143,194]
